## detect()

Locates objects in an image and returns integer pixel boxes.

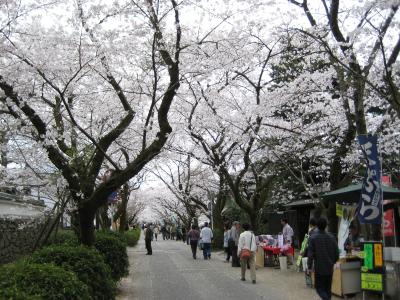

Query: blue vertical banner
[357,135,382,224]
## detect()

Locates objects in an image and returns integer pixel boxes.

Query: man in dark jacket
[144,224,153,255]
[307,218,339,300]
[229,221,241,267]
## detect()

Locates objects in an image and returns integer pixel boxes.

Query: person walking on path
[187,225,200,259]
[307,218,339,300]
[200,222,213,260]
[153,225,159,241]
[223,224,231,263]
[229,221,241,267]
[144,224,153,255]
[237,223,257,283]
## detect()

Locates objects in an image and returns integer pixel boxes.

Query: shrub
[46,229,78,246]
[124,228,141,247]
[0,261,90,300]
[94,231,129,280]
[0,286,40,300]
[30,245,116,299]
[97,230,127,246]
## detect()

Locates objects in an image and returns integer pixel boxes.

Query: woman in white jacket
[237,223,257,283]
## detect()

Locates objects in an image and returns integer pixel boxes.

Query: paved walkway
[117,237,342,300]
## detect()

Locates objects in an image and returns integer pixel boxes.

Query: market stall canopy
[322,183,400,203]
[284,199,319,208]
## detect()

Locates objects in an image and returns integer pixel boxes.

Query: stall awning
[322,183,400,203]
[284,199,319,208]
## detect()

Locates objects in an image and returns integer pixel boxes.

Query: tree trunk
[117,184,129,233]
[79,208,96,246]
[249,212,259,235]
[212,191,227,231]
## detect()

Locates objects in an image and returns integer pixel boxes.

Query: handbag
[240,233,253,259]
[198,239,204,250]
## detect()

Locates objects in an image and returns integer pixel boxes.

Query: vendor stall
[331,256,361,297]
[256,234,294,269]
[264,245,294,269]
[322,183,400,298]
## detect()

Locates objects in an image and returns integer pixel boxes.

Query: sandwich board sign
[361,241,384,293]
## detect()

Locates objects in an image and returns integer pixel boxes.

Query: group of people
[160,224,187,241]
[143,222,189,255]
[144,216,341,299]
[186,221,257,283]
[187,222,213,260]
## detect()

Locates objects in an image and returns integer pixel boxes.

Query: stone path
[117,237,344,300]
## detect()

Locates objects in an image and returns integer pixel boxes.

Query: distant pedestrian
[229,221,241,267]
[144,224,153,255]
[161,225,167,240]
[237,223,257,284]
[170,225,176,240]
[166,225,171,240]
[182,227,187,244]
[187,225,200,259]
[281,218,294,263]
[307,218,339,300]
[154,225,159,241]
[223,224,231,263]
[200,222,213,260]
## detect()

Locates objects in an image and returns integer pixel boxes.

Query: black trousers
[190,240,198,258]
[229,240,240,267]
[224,247,231,261]
[315,274,333,300]
[145,239,152,255]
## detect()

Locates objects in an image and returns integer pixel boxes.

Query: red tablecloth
[262,245,294,256]
[262,245,281,255]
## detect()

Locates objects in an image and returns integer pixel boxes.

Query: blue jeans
[203,243,211,259]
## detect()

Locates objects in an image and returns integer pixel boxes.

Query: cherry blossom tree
[0,0,182,245]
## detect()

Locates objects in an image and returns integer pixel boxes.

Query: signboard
[336,203,343,217]
[357,135,382,224]
[384,209,395,237]
[374,244,383,267]
[382,175,392,186]
[361,242,384,293]
[364,243,373,270]
[361,273,383,291]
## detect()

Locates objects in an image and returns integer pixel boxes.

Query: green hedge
[94,231,129,281]
[0,286,41,300]
[30,245,116,300]
[97,230,127,246]
[0,261,90,300]
[46,229,78,246]
[44,229,129,281]
[124,228,141,247]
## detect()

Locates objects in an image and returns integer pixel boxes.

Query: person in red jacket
[187,225,200,259]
